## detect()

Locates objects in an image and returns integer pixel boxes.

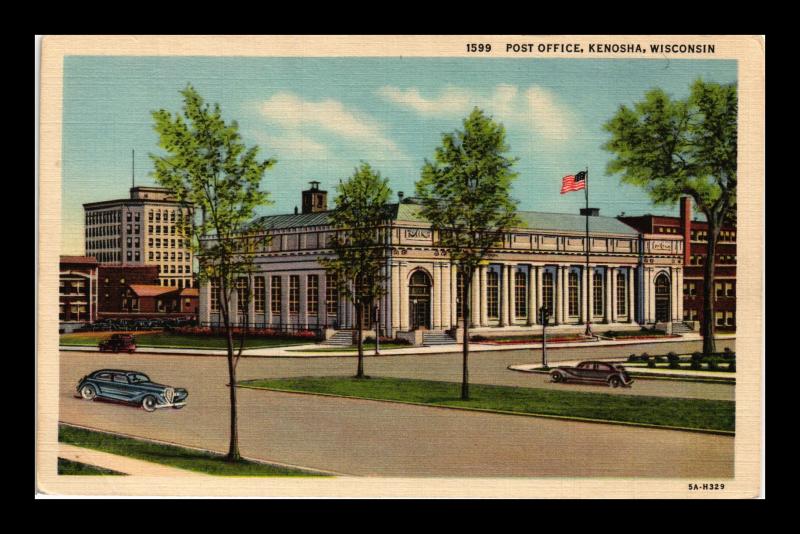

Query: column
[645,268,654,323]
[499,264,509,327]
[479,265,488,326]
[604,267,612,324]
[281,274,290,327]
[508,264,517,326]
[527,266,536,326]
[391,263,401,333]
[248,275,256,328]
[561,266,570,324]
[318,271,327,328]
[628,267,635,323]
[579,267,586,324]
[675,267,684,322]
[299,274,308,329]
[433,263,442,330]
[470,266,480,327]
[399,263,409,331]
[441,263,451,330]
[535,266,543,325]
[587,265,594,323]
[671,267,679,322]
[450,265,458,328]
[609,267,617,323]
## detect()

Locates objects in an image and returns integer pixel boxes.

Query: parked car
[98,334,137,353]
[77,369,188,412]
[550,361,634,388]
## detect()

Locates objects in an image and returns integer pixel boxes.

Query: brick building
[619,197,736,331]
[59,256,99,332]
[95,265,198,320]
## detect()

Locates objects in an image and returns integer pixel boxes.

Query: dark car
[550,361,634,388]
[77,369,188,412]
[98,334,137,353]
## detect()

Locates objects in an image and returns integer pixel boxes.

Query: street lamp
[539,305,550,369]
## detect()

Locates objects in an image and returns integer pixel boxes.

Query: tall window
[486,270,499,319]
[210,278,220,312]
[254,277,265,313]
[593,270,604,317]
[515,270,528,319]
[456,271,465,319]
[307,275,319,316]
[542,271,554,317]
[236,278,248,313]
[568,271,579,317]
[289,275,299,314]
[271,276,282,315]
[326,273,338,315]
[616,272,627,316]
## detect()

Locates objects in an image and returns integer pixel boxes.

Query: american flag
[560,171,587,194]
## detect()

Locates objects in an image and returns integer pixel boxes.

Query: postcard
[37,35,764,498]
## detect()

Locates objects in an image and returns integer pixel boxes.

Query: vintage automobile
[550,361,634,388]
[77,369,189,412]
[98,334,137,353]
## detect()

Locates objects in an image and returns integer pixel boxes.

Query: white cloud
[259,92,403,157]
[255,132,330,159]
[377,84,578,143]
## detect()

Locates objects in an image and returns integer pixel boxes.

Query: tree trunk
[220,280,241,461]
[701,223,720,355]
[461,273,471,400]
[355,302,365,378]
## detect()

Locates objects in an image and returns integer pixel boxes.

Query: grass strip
[241,376,734,433]
[58,424,329,477]
[57,457,126,476]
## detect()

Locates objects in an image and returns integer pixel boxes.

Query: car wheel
[80,384,97,400]
[551,373,561,383]
[142,396,158,412]
[609,376,621,388]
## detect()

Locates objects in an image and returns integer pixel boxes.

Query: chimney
[294,206,298,215]
[301,181,327,213]
[398,191,404,203]
[680,196,691,266]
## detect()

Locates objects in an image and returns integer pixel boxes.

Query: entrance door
[408,270,432,330]
[654,273,671,322]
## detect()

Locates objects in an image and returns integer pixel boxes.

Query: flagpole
[584,165,592,337]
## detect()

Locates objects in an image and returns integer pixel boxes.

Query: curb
[236,384,735,437]
[58,421,344,476]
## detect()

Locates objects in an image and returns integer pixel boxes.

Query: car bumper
[155,400,187,409]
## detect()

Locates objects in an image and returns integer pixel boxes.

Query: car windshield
[128,373,150,384]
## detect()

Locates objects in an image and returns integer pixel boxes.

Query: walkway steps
[423,331,456,346]
[321,330,353,347]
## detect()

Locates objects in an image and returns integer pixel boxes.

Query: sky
[61,56,737,255]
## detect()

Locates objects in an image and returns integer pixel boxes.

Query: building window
[236,278,248,314]
[254,277,265,313]
[456,270,465,319]
[126,251,132,261]
[726,311,735,327]
[593,270,604,317]
[486,270,499,319]
[307,275,319,316]
[617,272,627,316]
[289,276,299,314]
[210,278,220,312]
[326,273,338,315]
[271,276,282,315]
[726,282,735,297]
[715,311,725,327]
[542,271,554,317]
[134,251,140,261]
[715,282,724,298]
[514,270,528,319]
[567,271,579,317]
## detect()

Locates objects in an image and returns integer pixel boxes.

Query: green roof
[254,203,638,236]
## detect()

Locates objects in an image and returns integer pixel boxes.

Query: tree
[150,85,275,461]
[321,162,392,378]
[415,108,520,400]
[603,80,737,354]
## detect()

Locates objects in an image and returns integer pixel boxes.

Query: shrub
[722,348,736,361]
[627,354,639,362]
[470,335,489,342]
[655,356,666,363]
[647,359,656,368]
[691,352,704,362]
[727,361,736,372]
[707,358,719,371]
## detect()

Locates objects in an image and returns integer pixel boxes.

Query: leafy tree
[321,162,392,378]
[150,85,275,461]
[415,108,520,400]
[603,80,737,354]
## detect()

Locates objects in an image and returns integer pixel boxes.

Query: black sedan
[77,369,188,412]
[550,361,634,388]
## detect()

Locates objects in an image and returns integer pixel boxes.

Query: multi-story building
[199,184,687,341]
[619,197,736,331]
[59,256,99,332]
[84,186,195,289]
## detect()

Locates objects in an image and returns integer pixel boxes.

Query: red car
[98,334,137,353]
[550,361,633,388]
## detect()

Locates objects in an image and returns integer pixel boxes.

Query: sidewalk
[60,332,734,358]
[59,443,208,477]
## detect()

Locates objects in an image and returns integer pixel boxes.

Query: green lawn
[59,331,313,350]
[240,376,735,433]
[472,334,587,343]
[287,343,412,353]
[58,424,329,477]
[58,457,126,476]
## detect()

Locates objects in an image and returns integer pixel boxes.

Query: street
[58,340,735,477]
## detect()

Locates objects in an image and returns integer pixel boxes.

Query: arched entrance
[654,273,671,323]
[409,270,432,330]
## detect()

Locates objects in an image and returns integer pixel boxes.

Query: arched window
[593,270,604,317]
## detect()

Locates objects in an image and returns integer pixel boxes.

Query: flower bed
[471,335,590,345]
[598,334,682,341]
[170,326,319,341]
